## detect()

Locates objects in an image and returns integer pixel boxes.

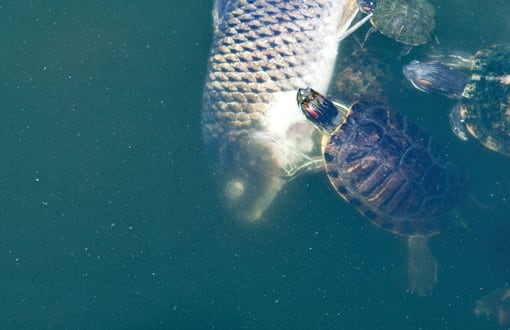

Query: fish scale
[205,2,335,134]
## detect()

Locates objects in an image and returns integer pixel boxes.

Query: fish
[202,0,360,222]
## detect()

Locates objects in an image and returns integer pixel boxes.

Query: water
[0,0,508,328]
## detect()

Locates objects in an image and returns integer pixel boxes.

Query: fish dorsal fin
[213,0,232,25]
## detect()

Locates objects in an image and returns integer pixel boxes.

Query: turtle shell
[324,102,463,236]
[460,44,510,156]
[371,0,435,45]
[334,47,393,104]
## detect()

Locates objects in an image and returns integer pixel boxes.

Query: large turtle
[403,44,510,156]
[366,0,435,46]
[295,87,464,296]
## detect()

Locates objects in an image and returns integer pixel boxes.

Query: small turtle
[403,44,510,156]
[295,87,464,296]
[367,0,435,46]
[334,45,399,105]
[358,0,377,14]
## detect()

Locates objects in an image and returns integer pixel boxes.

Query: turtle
[475,287,510,328]
[333,43,401,105]
[366,0,435,46]
[403,44,510,156]
[295,87,464,296]
[358,0,377,14]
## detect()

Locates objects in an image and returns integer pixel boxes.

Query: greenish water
[0,0,508,329]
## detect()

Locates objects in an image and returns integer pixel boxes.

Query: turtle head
[403,60,469,98]
[297,87,339,133]
[357,0,377,14]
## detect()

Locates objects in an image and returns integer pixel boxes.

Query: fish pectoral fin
[338,12,372,41]
[213,0,232,26]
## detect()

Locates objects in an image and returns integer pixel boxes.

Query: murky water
[0,0,508,328]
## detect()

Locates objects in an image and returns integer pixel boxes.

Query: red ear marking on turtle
[417,78,432,86]
[304,104,319,119]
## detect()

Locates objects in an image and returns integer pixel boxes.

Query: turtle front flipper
[407,235,437,296]
[448,103,469,141]
[338,12,373,42]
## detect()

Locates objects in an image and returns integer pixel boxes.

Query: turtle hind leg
[397,45,413,60]
[475,287,510,328]
[407,235,437,296]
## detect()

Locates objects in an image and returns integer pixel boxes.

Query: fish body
[202,0,359,222]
